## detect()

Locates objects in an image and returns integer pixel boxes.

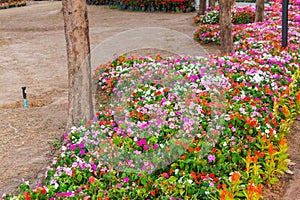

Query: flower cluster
[3,1,300,199]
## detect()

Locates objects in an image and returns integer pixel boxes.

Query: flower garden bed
[194,5,255,25]
[3,0,300,199]
[86,0,196,12]
[0,1,26,9]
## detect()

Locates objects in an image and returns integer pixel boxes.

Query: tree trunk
[219,0,234,54]
[199,0,206,15]
[209,0,216,9]
[62,0,94,127]
[255,0,264,22]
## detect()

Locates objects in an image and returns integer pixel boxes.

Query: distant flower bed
[86,0,196,12]
[194,5,255,25]
[194,0,300,44]
[0,1,26,9]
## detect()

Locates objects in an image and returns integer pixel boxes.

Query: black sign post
[22,87,28,108]
[282,0,289,48]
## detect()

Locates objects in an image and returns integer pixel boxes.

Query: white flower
[175,169,179,175]
[187,179,193,184]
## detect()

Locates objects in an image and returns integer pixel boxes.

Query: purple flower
[208,155,216,163]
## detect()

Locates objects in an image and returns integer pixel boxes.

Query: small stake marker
[22,87,28,108]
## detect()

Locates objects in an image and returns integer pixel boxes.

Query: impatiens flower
[208,155,216,162]
[121,177,128,184]
[80,149,85,155]
[143,145,149,151]
[88,176,96,184]
[161,172,169,178]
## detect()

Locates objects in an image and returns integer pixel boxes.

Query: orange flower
[230,171,241,183]
[150,190,156,197]
[268,143,274,155]
[296,93,300,103]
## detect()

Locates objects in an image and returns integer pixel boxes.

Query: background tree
[62,0,94,127]
[209,0,216,9]
[199,0,207,15]
[255,0,264,22]
[219,0,234,54]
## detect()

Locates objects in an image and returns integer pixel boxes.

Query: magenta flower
[143,145,149,151]
[70,144,76,151]
[79,149,85,155]
[124,177,129,183]
[137,138,147,146]
[153,144,159,149]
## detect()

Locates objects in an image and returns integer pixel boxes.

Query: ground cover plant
[3,0,300,199]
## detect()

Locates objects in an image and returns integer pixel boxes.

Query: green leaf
[77,174,82,182]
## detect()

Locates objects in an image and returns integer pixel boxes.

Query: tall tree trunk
[209,0,216,9]
[199,0,206,15]
[255,0,264,22]
[219,0,234,54]
[62,0,94,127]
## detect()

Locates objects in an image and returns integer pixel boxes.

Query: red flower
[24,192,31,200]
[150,190,156,197]
[41,187,46,195]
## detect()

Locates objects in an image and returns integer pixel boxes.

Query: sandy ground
[0,2,299,199]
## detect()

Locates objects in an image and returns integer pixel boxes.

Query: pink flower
[295,15,300,22]
[143,145,149,151]
[80,149,85,155]
[137,138,146,146]
[124,177,129,183]
[153,144,159,149]
[208,155,216,162]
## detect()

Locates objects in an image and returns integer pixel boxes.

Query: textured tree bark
[219,0,234,54]
[62,0,94,127]
[255,0,264,22]
[199,0,206,15]
[209,0,216,9]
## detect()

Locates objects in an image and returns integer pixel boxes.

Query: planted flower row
[0,1,26,9]
[86,0,195,12]
[3,0,300,199]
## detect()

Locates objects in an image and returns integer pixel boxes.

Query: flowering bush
[194,5,255,25]
[3,1,300,200]
[87,0,195,12]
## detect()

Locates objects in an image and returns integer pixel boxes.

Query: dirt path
[0,2,299,199]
